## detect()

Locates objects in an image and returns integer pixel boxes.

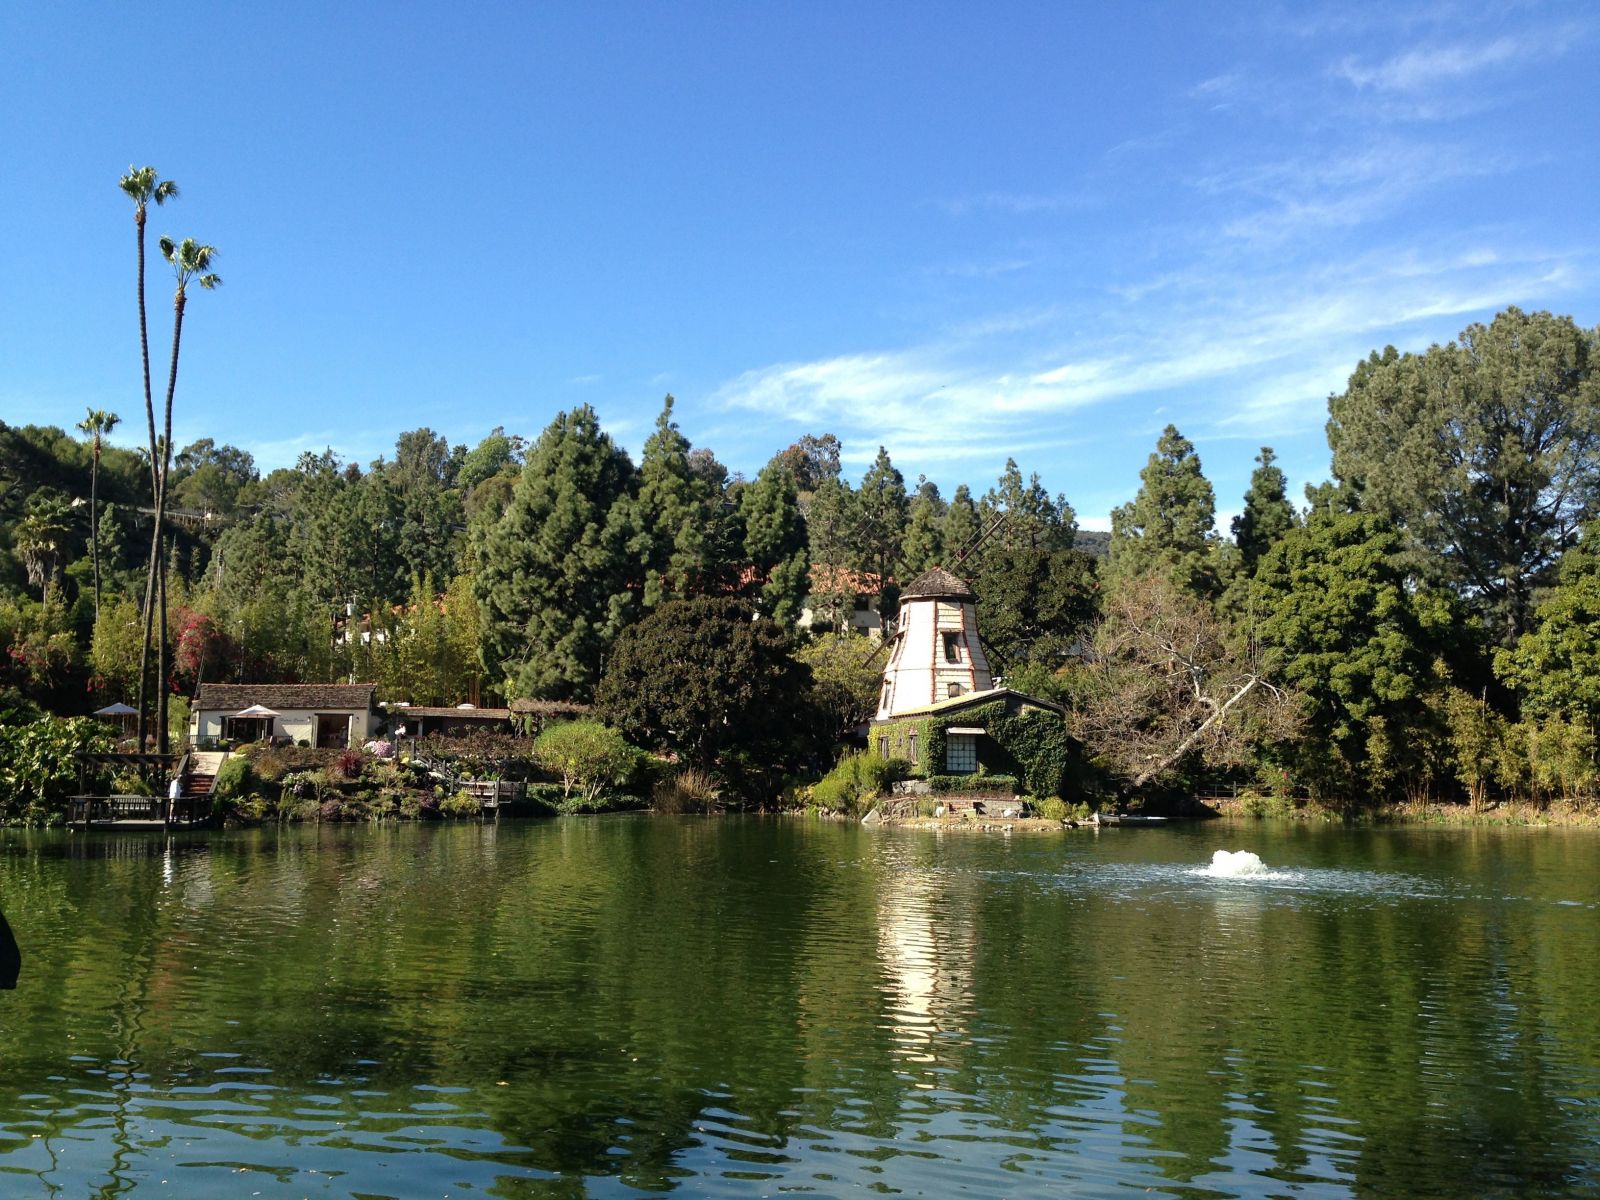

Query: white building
[875,567,993,719]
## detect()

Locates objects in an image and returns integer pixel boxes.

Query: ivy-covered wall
[872,699,1082,798]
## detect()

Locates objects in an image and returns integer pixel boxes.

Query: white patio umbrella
[94,702,138,717]
[233,704,280,718]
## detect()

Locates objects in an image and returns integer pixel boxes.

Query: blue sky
[3,1,1595,528]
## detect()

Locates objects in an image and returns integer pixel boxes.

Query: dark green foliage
[740,462,809,625]
[804,476,858,569]
[899,476,946,575]
[0,714,112,824]
[597,597,823,795]
[855,446,909,582]
[986,710,1080,799]
[925,773,1019,793]
[1252,512,1460,801]
[635,396,723,606]
[1328,307,1600,643]
[1109,424,1218,596]
[969,546,1098,674]
[1496,522,1600,726]
[1232,447,1297,573]
[810,750,905,815]
[943,484,980,557]
[476,405,637,700]
[979,458,1076,551]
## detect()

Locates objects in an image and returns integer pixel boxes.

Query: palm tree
[151,235,222,754]
[119,166,177,749]
[75,407,120,623]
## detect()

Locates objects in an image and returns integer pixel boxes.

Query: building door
[315,714,350,749]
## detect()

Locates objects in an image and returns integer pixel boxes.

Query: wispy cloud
[713,239,1577,473]
[1334,34,1541,91]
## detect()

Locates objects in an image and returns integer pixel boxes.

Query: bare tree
[1073,576,1300,791]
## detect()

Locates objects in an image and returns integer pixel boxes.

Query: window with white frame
[945,733,977,773]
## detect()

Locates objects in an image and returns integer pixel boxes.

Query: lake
[1,817,1597,1198]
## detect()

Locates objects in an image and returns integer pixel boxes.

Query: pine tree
[900,476,946,575]
[740,462,810,625]
[635,395,716,606]
[855,446,909,583]
[980,458,1076,550]
[475,405,637,700]
[1109,424,1218,595]
[1232,447,1298,573]
[943,484,980,561]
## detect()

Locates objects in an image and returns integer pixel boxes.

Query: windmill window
[946,683,965,699]
[943,632,962,663]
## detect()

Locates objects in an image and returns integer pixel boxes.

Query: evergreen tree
[855,446,909,583]
[1253,511,1461,802]
[634,395,716,606]
[1496,521,1600,727]
[1232,447,1297,573]
[1108,424,1218,595]
[980,458,1076,550]
[1328,307,1600,643]
[805,476,859,568]
[740,462,809,625]
[970,546,1099,675]
[475,405,636,700]
[900,476,946,575]
[943,484,981,561]
[382,428,464,589]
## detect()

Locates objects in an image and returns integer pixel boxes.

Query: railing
[456,779,525,809]
[68,794,214,827]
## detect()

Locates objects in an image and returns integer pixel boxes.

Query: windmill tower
[875,566,993,720]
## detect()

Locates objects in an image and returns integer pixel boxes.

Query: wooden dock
[67,794,215,830]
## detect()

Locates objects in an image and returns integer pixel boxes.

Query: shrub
[926,773,1018,794]
[811,751,899,816]
[522,781,566,814]
[441,790,481,818]
[211,757,255,801]
[1033,795,1068,821]
[533,721,644,806]
[0,715,113,824]
[333,748,365,780]
[653,767,722,814]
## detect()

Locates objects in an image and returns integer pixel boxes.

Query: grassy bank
[1202,794,1600,828]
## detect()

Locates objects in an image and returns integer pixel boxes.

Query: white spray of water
[1204,849,1272,878]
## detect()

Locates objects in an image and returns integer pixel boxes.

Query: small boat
[1091,811,1169,827]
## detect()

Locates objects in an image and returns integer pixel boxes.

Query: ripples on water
[1,820,1597,1197]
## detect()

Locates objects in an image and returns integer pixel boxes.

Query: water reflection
[874,845,975,1076]
[0,820,1596,1197]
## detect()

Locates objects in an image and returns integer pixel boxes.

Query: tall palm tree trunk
[155,293,188,755]
[89,439,102,621]
[134,207,161,750]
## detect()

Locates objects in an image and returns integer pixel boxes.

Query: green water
[0,817,1597,1198]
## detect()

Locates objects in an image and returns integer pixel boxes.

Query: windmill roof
[900,566,976,601]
